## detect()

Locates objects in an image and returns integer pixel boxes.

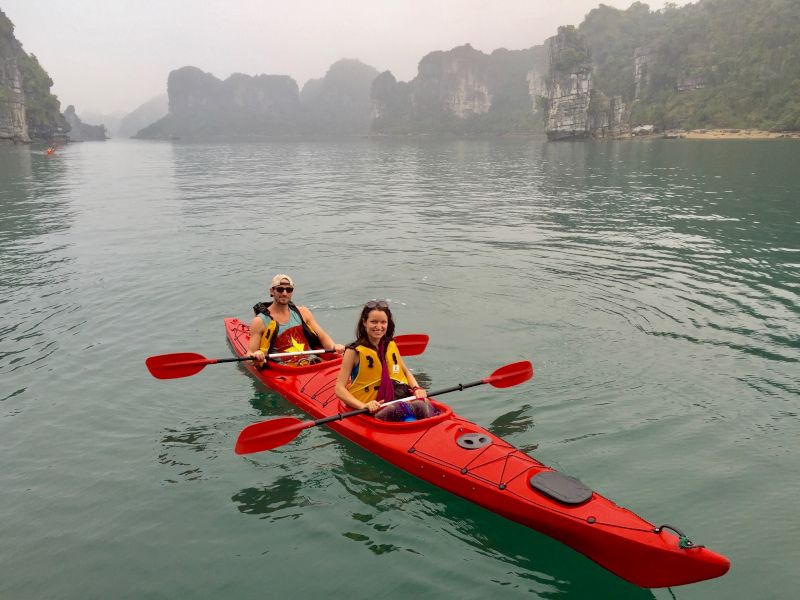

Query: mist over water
[1,138,798,599]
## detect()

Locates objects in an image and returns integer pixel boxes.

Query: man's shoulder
[249,314,266,330]
[295,305,312,318]
[253,300,272,316]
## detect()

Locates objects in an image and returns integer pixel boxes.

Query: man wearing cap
[246,274,345,366]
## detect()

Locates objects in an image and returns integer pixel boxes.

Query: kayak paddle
[145,333,430,380]
[234,360,533,455]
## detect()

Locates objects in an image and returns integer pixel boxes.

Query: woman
[336,300,437,421]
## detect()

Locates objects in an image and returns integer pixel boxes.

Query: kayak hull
[226,318,729,588]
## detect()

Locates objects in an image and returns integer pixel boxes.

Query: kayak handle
[653,524,705,549]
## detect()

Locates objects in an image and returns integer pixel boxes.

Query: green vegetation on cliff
[18,53,66,138]
[578,0,800,130]
[0,9,68,141]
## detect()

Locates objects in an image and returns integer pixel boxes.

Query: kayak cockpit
[339,399,453,431]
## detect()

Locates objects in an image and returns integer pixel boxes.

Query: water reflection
[233,476,311,521]
[488,406,537,437]
[232,427,655,597]
[158,421,217,483]
[245,378,288,418]
[0,145,73,245]
[0,146,75,380]
[333,443,654,598]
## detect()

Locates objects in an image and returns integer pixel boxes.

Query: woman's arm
[398,352,427,399]
[335,348,380,412]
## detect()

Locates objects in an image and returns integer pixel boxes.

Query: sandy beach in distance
[671,128,800,140]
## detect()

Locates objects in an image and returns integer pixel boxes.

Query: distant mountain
[0,9,68,142]
[300,59,379,134]
[137,60,380,140]
[79,109,125,138]
[63,105,107,141]
[117,94,167,138]
[135,66,302,140]
[372,44,548,135]
[126,0,799,141]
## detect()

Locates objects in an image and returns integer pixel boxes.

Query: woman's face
[363,309,388,342]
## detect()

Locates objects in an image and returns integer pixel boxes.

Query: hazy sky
[3,0,688,117]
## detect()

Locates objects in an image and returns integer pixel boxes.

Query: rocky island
[0,9,68,143]
[4,0,798,144]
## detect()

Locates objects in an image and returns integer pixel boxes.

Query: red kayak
[225,318,730,588]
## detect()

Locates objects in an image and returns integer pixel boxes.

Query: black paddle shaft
[216,356,254,364]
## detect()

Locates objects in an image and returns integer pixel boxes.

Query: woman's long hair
[353,304,395,348]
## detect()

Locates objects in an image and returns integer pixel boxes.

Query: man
[247,274,344,366]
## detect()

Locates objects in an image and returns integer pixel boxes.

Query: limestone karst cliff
[300,59,379,134]
[0,9,67,143]
[136,66,302,139]
[138,60,381,139]
[371,44,548,135]
[544,26,628,140]
[575,0,800,133]
[545,27,593,140]
[63,105,108,141]
[128,0,800,141]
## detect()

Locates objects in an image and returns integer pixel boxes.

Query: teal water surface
[1,138,798,599]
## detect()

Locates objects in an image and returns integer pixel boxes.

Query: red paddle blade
[484,360,534,388]
[394,334,429,357]
[235,417,312,454]
[145,352,210,379]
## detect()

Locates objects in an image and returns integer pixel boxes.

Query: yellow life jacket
[256,302,320,356]
[258,319,279,354]
[348,341,408,403]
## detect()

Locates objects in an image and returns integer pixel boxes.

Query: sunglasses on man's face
[365,300,388,309]
[274,286,294,293]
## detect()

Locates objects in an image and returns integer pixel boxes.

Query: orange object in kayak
[226,318,730,588]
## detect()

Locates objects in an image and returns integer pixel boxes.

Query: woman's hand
[364,400,381,413]
[412,386,427,399]
[334,343,345,355]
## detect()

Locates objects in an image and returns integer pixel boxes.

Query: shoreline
[663,128,800,140]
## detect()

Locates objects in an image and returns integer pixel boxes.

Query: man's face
[271,281,294,304]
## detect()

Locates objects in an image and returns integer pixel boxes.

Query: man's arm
[247,316,267,363]
[299,306,344,354]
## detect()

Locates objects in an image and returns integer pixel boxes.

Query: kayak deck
[226,317,730,588]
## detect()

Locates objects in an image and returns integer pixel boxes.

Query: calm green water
[1,138,798,599]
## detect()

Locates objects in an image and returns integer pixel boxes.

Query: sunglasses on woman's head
[274,286,294,293]
[365,300,388,309]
